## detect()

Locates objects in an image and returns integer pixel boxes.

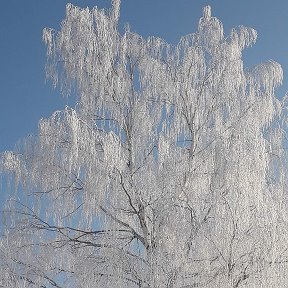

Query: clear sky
[0,0,288,152]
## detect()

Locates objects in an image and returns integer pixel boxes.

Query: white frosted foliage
[1,2,288,288]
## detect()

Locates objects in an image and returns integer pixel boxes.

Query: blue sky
[0,0,288,152]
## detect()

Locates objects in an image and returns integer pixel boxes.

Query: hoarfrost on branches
[1,1,288,287]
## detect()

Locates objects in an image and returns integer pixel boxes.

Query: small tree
[1,1,288,287]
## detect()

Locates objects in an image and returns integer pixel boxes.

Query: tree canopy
[1,1,288,287]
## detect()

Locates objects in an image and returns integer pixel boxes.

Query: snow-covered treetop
[1,2,288,287]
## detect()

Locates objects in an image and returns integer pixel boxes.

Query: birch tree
[1,1,288,287]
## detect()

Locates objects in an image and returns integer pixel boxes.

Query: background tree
[1,1,288,287]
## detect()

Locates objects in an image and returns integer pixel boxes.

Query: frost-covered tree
[1,1,288,287]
